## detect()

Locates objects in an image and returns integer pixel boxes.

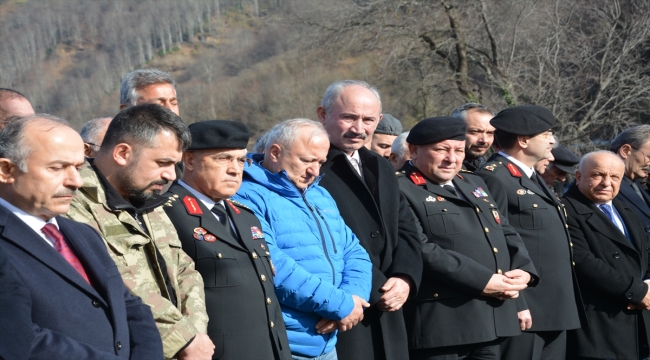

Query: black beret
[407,116,466,145]
[551,145,580,173]
[187,120,250,150]
[490,105,555,135]
[375,114,403,136]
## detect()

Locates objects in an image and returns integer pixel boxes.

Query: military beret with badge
[489,105,555,136]
[407,116,466,145]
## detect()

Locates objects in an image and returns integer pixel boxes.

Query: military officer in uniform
[398,117,538,360]
[475,106,583,360]
[163,120,291,360]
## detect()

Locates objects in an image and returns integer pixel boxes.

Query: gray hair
[253,131,272,154]
[320,80,382,115]
[451,103,495,121]
[610,125,650,153]
[391,131,410,159]
[80,117,111,146]
[120,69,176,106]
[578,150,622,172]
[264,118,328,153]
[0,114,69,172]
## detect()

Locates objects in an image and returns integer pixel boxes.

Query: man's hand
[503,269,532,286]
[517,309,532,330]
[377,275,412,312]
[481,274,527,300]
[629,287,650,310]
[177,333,215,360]
[338,295,370,332]
[315,317,338,335]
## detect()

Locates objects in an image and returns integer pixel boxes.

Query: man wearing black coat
[610,125,650,236]
[398,117,538,359]
[316,80,423,360]
[475,105,582,360]
[163,120,291,360]
[562,151,650,359]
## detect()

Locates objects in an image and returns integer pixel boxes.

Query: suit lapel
[359,148,381,207]
[0,207,103,300]
[618,179,650,218]
[614,199,645,255]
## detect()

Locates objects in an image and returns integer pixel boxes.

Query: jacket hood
[244,154,322,197]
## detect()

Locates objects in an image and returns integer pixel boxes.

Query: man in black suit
[163,120,291,360]
[475,105,582,360]
[398,117,538,360]
[562,150,650,359]
[0,241,32,360]
[0,115,162,359]
[610,125,650,236]
[316,80,423,360]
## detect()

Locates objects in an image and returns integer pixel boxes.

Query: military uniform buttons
[476,208,480,213]
[497,269,502,275]
[627,293,633,300]
[493,247,498,253]
[565,224,569,229]
[572,261,576,266]
[490,203,494,207]
[433,293,439,298]
[266,251,270,256]
[370,231,379,238]
[217,253,223,259]
[532,204,538,208]
[266,297,272,305]
[570,242,573,247]
[116,342,122,350]
[612,252,620,259]
[270,321,275,328]
[442,209,448,212]
[92,299,100,308]
[645,226,650,233]
[484,227,489,233]
[252,253,258,259]
[261,274,267,281]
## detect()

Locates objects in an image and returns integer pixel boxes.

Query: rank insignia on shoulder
[491,209,501,224]
[251,226,264,239]
[484,164,496,171]
[425,196,436,202]
[506,163,522,177]
[472,187,489,198]
[437,196,445,202]
[516,189,527,195]
[410,171,426,185]
[226,200,241,214]
[183,196,203,215]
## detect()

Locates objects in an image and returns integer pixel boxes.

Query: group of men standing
[0,68,649,360]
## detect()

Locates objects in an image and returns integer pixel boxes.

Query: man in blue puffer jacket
[234,118,372,360]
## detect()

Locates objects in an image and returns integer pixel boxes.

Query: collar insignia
[183,196,203,215]
[410,171,426,186]
[507,163,522,177]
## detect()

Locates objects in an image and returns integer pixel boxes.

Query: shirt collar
[498,151,535,178]
[0,197,58,245]
[344,150,362,165]
[177,180,223,210]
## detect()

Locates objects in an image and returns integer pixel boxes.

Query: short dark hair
[610,125,650,153]
[0,88,28,102]
[100,104,191,153]
[494,129,519,150]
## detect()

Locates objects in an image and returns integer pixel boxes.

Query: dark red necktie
[42,223,91,285]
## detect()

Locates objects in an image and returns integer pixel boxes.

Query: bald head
[576,151,625,204]
[0,89,34,128]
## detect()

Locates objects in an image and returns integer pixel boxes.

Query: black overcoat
[319,146,423,360]
[475,154,582,331]
[562,185,650,360]
[163,183,291,360]
[618,177,650,235]
[397,163,538,348]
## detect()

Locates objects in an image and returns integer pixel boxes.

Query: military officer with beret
[541,144,581,196]
[163,120,291,360]
[475,106,583,360]
[398,116,538,360]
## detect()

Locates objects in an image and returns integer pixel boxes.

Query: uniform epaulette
[229,199,251,212]
[164,193,180,207]
[482,161,503,172]
[395,170,406,177]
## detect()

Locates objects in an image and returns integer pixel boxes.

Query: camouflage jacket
[64,162,208,359]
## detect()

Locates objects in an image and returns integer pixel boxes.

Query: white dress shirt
[0,197,59,247]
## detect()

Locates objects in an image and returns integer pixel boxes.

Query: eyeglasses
[213,154,253,168]
[632,147,650,163]
[85,142,100,151]
[535,130,554,140]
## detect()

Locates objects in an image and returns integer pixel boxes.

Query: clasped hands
[481,269,531,300]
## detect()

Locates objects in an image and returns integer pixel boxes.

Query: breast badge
[491,209,501,224]
[193,227,208,241]
[472,187,488,198]
[516,189,527,195]
[425,196,436,202]
[251,226,264,239]
[204,234,217,242]
[437,196,446,202]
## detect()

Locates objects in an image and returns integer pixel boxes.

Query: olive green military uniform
[64,162,209,359]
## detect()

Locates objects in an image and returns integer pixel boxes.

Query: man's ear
[517,135,529,149]
[407,144,418,161]
[112,143,133,166]
[0,158,18,184]
[389,152,398,166]
[316,106,327,124]
[182,151,196,172]
[619,144,633,159]
[574,170,582,185]
[83,143,93,157]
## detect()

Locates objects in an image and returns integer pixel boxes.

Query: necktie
[211,203,238,239]
[598,204,625,235]
[42,223,91,285]
[443,185,458,197]
[349,157,363,179]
